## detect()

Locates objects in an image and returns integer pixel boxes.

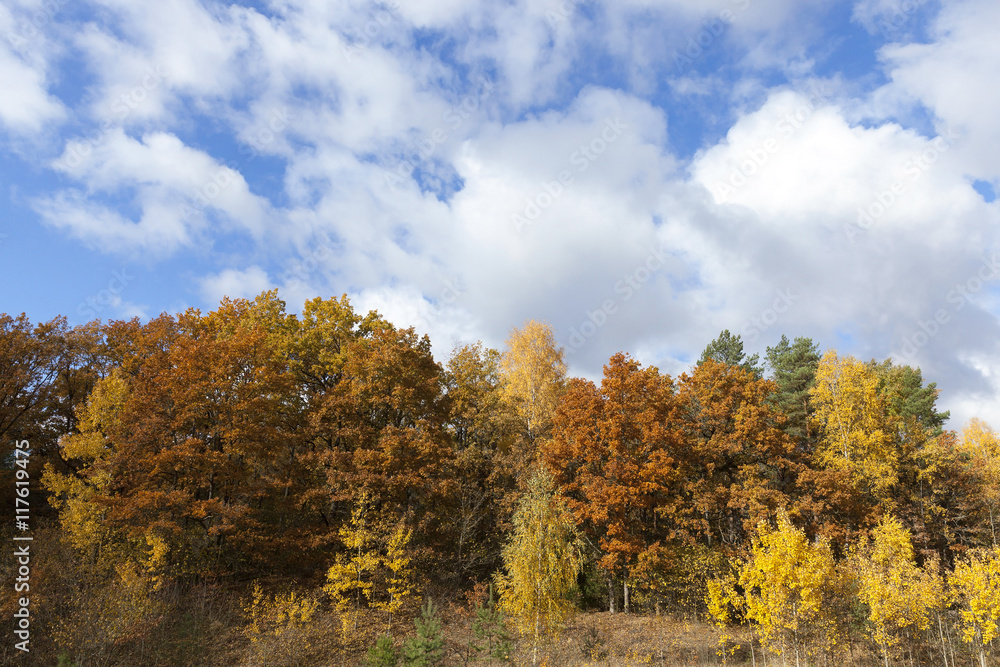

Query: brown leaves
[544,352,680,578]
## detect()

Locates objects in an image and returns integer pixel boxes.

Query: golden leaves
[499,320,566,437]
[495,467,582,642]
[811,351,899,502]
[849,515,944,654]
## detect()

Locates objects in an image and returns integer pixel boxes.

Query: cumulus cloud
[0,3,66,134]
[875,0,1000,182]
[199,266,273,304]
[36,129,272,253]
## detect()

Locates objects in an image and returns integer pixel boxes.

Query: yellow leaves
[244,581,320,649]
[375,525,418,617]
[142,532,172,583]
[734,514,840,656]
[42,462,108,556]
[957,418,1000,546]
[42,371,129,556]
[959,417,1000,457]
[496,467,582,643]
[810,350,899,501]
[323,496,420,635]
[849,515,944,654]
[706,572,740,628]
[500,320,567,437]
[77,370,130,436]
[949,547,1000,647]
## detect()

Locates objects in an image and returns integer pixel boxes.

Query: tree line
[1,291,997,665]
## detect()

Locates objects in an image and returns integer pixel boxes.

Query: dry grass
[206,593,743,667]
[504,612,739,667]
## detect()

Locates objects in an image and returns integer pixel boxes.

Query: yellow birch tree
[499,320,566,440]
[957,418,1000,547]
[849,515,944,667]
[495,467,581,665]
[810,351,900,504]
[734,514,842,662]
[949,547,1000,667]
[324,496,420,636]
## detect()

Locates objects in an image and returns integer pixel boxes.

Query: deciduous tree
[496,467,581,664]
[733,514,843,661]
[811,351,900,506]
[499,320,566,441]
[676,359,801,548]
[543,353,680,612]
[849,515,944,667]
[949,546,1000,667]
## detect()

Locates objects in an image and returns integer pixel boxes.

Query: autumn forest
[2,291,999,666]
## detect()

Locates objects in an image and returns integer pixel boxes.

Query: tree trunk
[623,580,630,614]
[608,575,616,614]
[937,613,949,667]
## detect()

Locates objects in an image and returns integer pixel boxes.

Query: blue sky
[2,0,999,428]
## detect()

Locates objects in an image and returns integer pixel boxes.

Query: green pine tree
[471,585,513,663]
[765,335,821,447]
[700,329,762,377]
[402,598,446,666]
[871,359,950,435]
[367,634,400,667]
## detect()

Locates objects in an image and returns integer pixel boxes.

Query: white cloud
[199,266,273,303]
[689,83,1000,429]
[33,192,190,254]
[875,0,1000,181]
[0,3,65,134]
[37,129,272,253]
[71,0,250,125]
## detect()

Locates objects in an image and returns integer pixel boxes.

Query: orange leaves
[675,359,800,546]
[544,352,802,595]
[44,293,319,580]
[543,353,680,583]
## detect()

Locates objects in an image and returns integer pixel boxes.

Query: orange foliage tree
[543,352,681,612]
